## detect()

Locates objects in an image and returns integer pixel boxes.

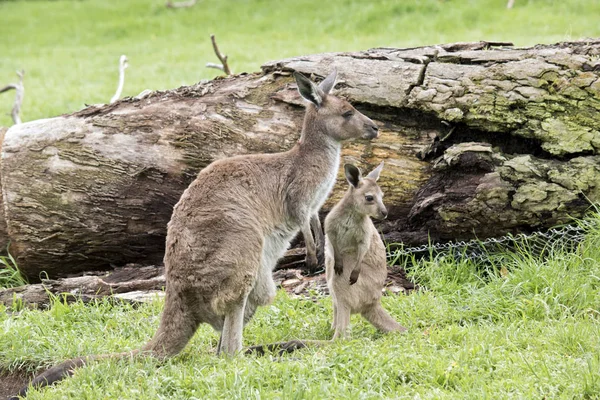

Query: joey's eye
[365,195,374,202]
[342,110,354,118]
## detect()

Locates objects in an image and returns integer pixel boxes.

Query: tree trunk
[2,40,600,279]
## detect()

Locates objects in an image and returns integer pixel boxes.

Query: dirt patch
[0,369,30,400]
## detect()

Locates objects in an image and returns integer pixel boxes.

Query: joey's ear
[318,70,337,95]
[294,71,324,107]
[344,164,362,188]
[366,161,384,181]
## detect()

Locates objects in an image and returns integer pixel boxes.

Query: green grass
[2,1,600,398]
[2,210,599,399]
[0,250,27,290]
[2,0,600,127]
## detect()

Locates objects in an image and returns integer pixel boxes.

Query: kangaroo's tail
[245,339,331,356]
[11,350,141,399]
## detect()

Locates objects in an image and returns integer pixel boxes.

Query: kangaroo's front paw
[316,247,325,269]
[305,254,319,273]
[349,270,360,285]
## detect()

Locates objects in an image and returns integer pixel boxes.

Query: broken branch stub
[0,70,24,125]
[206,34,232,75]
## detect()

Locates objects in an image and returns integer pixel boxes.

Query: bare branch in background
[206,34,232,76]
[0,69,25,125]
[507,0,515,8]
[166,0,198,8]
[110,55,128,104]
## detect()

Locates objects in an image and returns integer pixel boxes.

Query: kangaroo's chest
[309,152,340,212]
[334,224,369,254]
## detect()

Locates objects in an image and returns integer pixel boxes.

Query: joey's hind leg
[362,303,407,333]
[331,298,338,331]
[332,302,351,340]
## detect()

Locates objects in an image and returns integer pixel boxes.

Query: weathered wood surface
[0,264,415,308]
[1,40,600,279]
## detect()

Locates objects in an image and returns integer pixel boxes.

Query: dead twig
[0,70,24,125]
[507,0,515,8]
[206,34,232,76]
[166,0,198,8]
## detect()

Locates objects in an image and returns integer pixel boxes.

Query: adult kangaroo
[14,70,379,398]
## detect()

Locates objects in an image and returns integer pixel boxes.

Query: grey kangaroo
[14,70,379,398]
[325,162,407,339]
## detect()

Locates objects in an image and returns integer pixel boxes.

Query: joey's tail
[11,350,141,399]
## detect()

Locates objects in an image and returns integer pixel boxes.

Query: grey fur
[325,163,407,339]
[14,71,379,397]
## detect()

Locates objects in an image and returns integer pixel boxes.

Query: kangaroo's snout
[374,207,388,220]
[362,122,379,139]
[380,207,388,220]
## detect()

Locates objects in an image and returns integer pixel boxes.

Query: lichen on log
[1,40,599,279]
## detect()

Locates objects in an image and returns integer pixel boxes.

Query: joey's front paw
[349,270,360,285]
[334,263,343,275]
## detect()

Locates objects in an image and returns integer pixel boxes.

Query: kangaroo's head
[343,162,388,220]
[294,70,379,141]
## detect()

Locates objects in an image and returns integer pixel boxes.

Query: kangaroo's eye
[342,111,354,118]
[365,195,374,202]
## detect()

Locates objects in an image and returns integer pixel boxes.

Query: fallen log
[1,40,599,279]
[0,262,415,308]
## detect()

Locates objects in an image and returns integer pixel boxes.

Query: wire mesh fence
[388,220,596,266]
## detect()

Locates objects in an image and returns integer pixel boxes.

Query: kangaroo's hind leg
[362,303,407,333]
[244,254,278,323]
[220,295,249,355]
[244,230,289,323]
[142,287,202,359]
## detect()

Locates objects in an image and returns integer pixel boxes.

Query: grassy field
[2,0,600,127]
[1,211,599,398]
[2,1,600,399]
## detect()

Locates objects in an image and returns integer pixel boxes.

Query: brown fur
[15,71,378,397]
[325,163,407,339]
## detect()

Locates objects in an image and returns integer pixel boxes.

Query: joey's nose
[382,209,388,219]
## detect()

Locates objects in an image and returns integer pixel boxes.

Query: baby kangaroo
[325,162,407,339]
[14,71,379,398]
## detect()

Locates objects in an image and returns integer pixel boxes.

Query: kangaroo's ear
[344,164,362,188]
[366,161,384,181]
[294,71,324,107]
[318,70,337,95]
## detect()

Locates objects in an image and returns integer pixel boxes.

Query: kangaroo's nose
[362,122,379,140]
[370,123,379,138]
[381,208,388,219]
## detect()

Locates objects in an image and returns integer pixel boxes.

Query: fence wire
[388,221,596,266]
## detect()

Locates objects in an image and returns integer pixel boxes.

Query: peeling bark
[1,40,599,279]
[0,262,414,308]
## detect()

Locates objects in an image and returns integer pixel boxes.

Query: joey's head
[344,162,387,220]
[294,70,379,142]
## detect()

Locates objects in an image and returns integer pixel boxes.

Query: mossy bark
[2,40,599,279]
